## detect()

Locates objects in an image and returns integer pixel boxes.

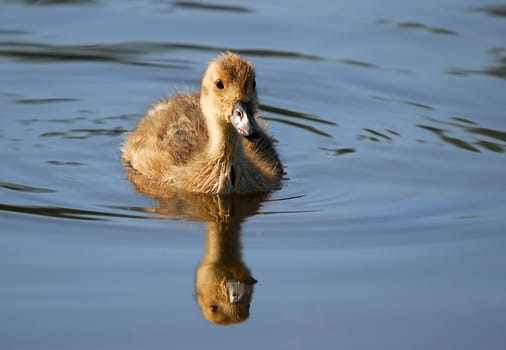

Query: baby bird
[122,52,283,195]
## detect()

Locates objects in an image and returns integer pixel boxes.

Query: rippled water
[1,0,506,349]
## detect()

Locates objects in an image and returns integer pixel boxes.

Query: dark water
[1,0,506,349]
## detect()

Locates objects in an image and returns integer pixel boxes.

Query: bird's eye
[210,304,218,313]
[215,79,224,89]
[252,79,256,89]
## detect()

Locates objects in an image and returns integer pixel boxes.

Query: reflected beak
[230,101,260,139]
[226,280,255,304]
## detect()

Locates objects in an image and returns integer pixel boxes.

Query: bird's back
[122,92,208,178]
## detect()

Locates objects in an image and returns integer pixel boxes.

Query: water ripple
[259,104,337,126]
[0,29,31,35]
[396,21,458,35]
[473,5,506,17]
[0,40,385,72]
[356,128,401,143]
[45,160,85,166]
[260,103,337,138]
[447,47,506,79]
[39,127,128,139]
[0,182,56,193]
[0,41,192,68]
[375,19,458,35]
[12,97,80,104]
[13,0,96,6]
[264,117,333,138]
[319,147,356,156]
[0,203,153,221]
[17,117,84,126]
[417,115,506,153]
[172,1,253,13]
[370,95,436,111]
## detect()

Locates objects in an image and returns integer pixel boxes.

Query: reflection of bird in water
[122,52,283,195]
[196,216,257,325]
[148,192,268,325]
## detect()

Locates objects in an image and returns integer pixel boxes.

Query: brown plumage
[122,52,283,195]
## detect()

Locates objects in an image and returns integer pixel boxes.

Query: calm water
[1,0,506,349]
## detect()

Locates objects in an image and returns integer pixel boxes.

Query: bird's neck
[202,219,243,264]
[207,120,243,164]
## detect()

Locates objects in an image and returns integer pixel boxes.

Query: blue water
[1,0,505,349]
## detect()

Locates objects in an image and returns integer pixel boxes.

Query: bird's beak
[226,280,255,304]
[230,101,260,139]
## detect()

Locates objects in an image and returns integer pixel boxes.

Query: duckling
[122,52,283,195]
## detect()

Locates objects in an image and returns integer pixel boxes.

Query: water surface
[1,0,505,349]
